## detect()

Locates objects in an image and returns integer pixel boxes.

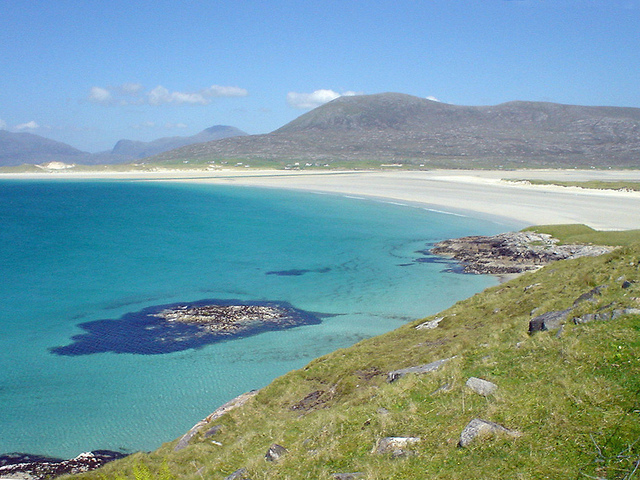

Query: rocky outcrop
[431,232,613,275]
[174,390,259,452]
[528,308,574,333]
[387,357,455,383]
[0,451,127,480]
[458,419,522,448]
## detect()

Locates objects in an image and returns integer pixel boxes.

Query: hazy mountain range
[2,92,640,168]
[0,125,247,167]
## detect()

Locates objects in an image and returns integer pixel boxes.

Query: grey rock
[223,467,248,480]
[573,285,607,306]
[204,425,222,438]
[174,419,207,452]
[387,357,455,383]
[458,419,522,447]
[575,308,640,324]
[333,473,365,480]
[372,437,421,456]
[528,308,573,333]
[415,316,443,330]
[465,377,497,396]
[265,444,288,462]
[614,308,640,318]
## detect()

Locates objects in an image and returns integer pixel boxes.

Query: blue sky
[1,0,639,152]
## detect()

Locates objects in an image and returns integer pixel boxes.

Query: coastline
[3,169,639,477]
[3,169,640,230]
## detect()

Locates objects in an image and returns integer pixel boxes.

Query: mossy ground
[65,240,640,480]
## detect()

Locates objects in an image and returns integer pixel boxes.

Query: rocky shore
[430,231,613,275]
[0,451,127,480]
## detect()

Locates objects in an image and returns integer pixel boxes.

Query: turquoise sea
[0,180,517,458]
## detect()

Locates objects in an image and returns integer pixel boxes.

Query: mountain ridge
[0,125,247,167]
[150,93,640,168]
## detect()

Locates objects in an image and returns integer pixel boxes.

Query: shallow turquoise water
[0,180,515,458]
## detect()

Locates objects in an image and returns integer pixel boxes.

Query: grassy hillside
[524,224,640,246]
[67,243,640,480]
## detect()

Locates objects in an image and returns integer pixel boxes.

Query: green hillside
[67,242,640,480]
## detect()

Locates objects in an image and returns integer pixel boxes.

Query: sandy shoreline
[3,169,640,230]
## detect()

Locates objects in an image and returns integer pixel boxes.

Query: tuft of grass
[64,244,640,480]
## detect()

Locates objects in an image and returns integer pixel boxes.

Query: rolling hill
[149,92,640,168]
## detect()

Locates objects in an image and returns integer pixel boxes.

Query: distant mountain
[149,92,640,168]
[110,125,247,159]
[0,130,88,166]
[0,125,247,166]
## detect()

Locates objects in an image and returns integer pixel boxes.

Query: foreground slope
[149,93,640,168]
[69,242,640,479]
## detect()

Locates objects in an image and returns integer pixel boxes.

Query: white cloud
[0,118,6,129]
[165,122,188,129]
[119,82,144,95]
[203,85,249,98]
[88,86,113,105]
[88,83,248,107]
[287,89,360,109]
[15,121,39,130]
[132,121,157,129]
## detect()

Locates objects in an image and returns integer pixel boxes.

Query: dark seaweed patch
[50,299,326,356]
[266,267,331,277]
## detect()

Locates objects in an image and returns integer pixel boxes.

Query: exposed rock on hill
[149,92,640,168]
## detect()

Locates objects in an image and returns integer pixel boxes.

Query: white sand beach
[3,169,640,230]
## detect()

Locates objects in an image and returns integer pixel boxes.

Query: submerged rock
[51,299,326,356]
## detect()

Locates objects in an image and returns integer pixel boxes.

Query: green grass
[63,241,640,479]
[523,224,640,246]
[508,179,640,192]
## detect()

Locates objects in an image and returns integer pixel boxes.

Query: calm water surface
[0,180,516,457]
